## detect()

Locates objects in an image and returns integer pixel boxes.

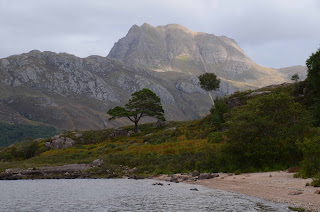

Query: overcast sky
[0,0,319,68]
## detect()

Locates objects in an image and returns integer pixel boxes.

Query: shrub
[299,129,320,177]
[225,92,311,170]
[311,173,320,187]
[210,97,229,129]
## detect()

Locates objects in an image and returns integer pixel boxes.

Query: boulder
[166,127,176,131]
[113,128,128,137]
[74,133,82,138]
[127,130,135,137]
[246,91,271,97]
[198,173,219,180]
[45,137,76,149]
[129,167,137,173]
[198,173,210,180]
[156,120,169,128]
[170,176,179,183]
[227,97,242,109]
[92,159,104,167]
[192,170,200,177]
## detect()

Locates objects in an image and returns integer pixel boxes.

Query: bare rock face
[45,136,76,149]
[108,23,288,88]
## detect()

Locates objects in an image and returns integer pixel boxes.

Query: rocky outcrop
[0,164,91,180]
[44,136,76,149]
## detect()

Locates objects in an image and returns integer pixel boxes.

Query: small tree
[107,88,165,133]
[198,73,220,104]
[291,73,300,82]
[306,47,320,91]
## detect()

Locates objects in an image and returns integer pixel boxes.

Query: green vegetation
[288,206,306,212]
[291,73,300,82]
[0,122,57,147]
[198,73,220,104]
[210,97,228,129]
[225,92,310,171]
[108,88,165,133]
[0,81,319,180]
[306,47,320,91]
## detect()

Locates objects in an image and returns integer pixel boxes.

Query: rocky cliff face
[108,23,286,88]
[0,50,227,130]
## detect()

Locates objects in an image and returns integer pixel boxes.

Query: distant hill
[277,65,307,81]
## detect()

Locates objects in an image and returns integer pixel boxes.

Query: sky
[0,0,320,68]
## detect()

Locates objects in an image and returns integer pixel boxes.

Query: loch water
[0,179,291,211]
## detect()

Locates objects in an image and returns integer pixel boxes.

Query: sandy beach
[155,171,320,211]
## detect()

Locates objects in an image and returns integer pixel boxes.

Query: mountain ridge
[0,23,307,131]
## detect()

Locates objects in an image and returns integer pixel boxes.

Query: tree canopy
[198,73,220,104]
[107,88,165,132]
[306,47,320,91]
[225,92,311,169]
[291,73,300,82]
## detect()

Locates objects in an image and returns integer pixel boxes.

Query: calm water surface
[0,179,291,212]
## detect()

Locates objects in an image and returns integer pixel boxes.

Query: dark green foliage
[0,139,49,161]
[210,97,229,129]
[207,132,223,143]
[299,128,320,177]
[143,130,182,144]
[291,73,300,82]
[310,97,320,126]
[306,47,320,91]
[225,92,311,170]
[0,122,57,147]
[108,89,165,132]
[288,206,306,212]
[198,73,220,91]
[311,173,320,187]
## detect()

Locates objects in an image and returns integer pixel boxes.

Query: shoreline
[2,166,320,211]
[154,171,320,211]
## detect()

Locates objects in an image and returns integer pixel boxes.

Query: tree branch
[127,116,134,122]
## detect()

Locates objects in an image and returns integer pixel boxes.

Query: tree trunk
[134,122,139,133]
[208,91,214,105]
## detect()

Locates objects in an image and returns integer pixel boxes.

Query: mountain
[109,23,286,89]
[0,23,307,132]
[0,50,229,130]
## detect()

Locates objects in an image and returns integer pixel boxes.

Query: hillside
[0,81,318,183]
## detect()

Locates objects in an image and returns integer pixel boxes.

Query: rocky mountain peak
[108,23,286,88]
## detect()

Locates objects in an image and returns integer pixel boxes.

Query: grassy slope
[0,82,312,177]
